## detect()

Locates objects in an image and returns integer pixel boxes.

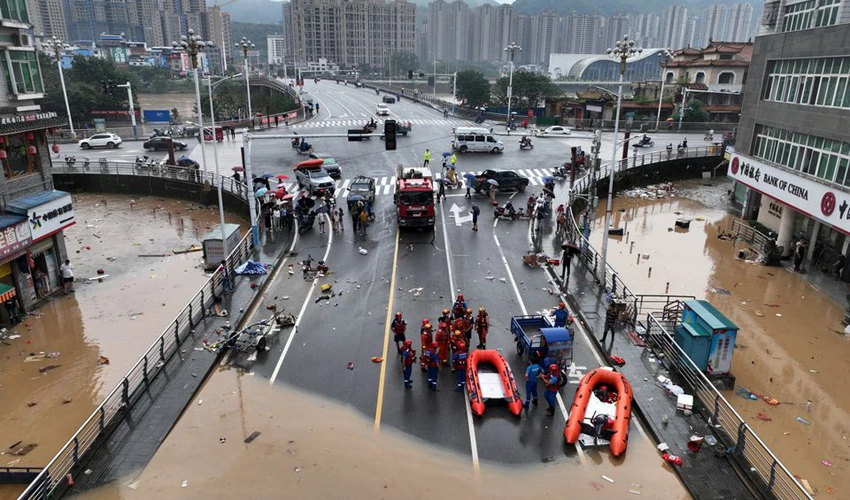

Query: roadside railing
[553,150,811,499]
[644,314,812,500]
[17,168,256,500]
[731,217,773,255]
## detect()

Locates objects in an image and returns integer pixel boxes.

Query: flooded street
[589,179,850,496]
[0,194,245,475]
[80,369,687,500]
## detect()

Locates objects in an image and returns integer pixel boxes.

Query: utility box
[202,224,241,270]
[674,300,739,387]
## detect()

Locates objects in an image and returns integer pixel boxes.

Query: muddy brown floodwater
[589,178,850,497]
[80,369,688,500]
[0,194,245,484]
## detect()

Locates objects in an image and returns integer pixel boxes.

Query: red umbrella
[232,166,245,172]
[273,190,286,199]
[276,174,289,180]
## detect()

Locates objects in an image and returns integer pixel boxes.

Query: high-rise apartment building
[469,4,512,63]
[282,1,294,62]
[529,12,558,65]
[630,13,661,48]
[661,4,690,49]
[731,0,850,267]
[290,0,416,69]
[604,15,629,51]
[700,5,727,45]
[427,0,469,62]
[727,3,755,42]
[268,34,286,65]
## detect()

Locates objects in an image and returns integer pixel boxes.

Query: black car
[472,169,529,192]
[143,136,188,151]
[382,95,396,104]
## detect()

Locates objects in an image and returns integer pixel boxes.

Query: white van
[452,127,504,153]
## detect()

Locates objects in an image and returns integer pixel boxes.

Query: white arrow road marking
[567,363,587,384]
[448,203,473,226]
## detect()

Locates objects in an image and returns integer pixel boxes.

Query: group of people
[397,293,490,392]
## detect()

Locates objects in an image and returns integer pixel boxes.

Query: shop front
[5,190,74,311]
[729,152,850,279]
[0,215,34,324]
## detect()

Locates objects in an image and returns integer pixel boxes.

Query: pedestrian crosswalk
[275,168,557,200]
[291,118,468,130]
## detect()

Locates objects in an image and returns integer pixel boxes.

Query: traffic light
[384,119,397,150]
[408,70,413,79]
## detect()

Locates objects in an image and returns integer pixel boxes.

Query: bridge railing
[557,151,811,500]
[17,170,256,500]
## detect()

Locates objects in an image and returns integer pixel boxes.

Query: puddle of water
[0,194,245,468]
[590,179,850,496]
[80,369,688,499]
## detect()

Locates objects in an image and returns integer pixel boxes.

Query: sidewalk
[60,229,294,496]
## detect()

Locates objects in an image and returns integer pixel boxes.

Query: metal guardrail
[644,314,811,500]
[731,218,773,255]
[17,170,256,500]
[556,150,811,500]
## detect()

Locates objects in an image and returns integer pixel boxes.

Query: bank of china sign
[728,153,850,234]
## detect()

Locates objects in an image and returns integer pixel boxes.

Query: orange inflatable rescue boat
[466,350,523,416]
[564,367,633,456]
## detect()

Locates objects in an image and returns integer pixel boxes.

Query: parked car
[308,152,341,177]
[79,133,122,150]
[295,166,336,196]
[472,169,529,192]
[540,125,572,136]
[376,103,390,116]
[143,136,188,151]
[347,175,376,207]
[382,95,396,104]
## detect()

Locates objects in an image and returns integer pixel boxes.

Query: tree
[492,70,562,111]
[674,99,710,123]
[390,51,419,78]
[455,70,490,109]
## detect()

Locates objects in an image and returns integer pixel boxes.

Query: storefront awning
[0,116,67,136]
[0,283,16,302]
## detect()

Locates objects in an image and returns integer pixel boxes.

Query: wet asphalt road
[207,81,711,467]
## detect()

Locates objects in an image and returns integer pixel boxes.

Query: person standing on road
[425,341,440,391]
[60,259,75,294]
[793,238,807,272]
[420,320,433,371]
[450,152,457,171]
[437,178,446,203]
[318,212,326,234]
[553,302,569,328]
[540,364,560,416]
[401,340,416,389]
[465,175,473,198]
[359,209,368,235]
[391,312,407,354]
[219,260,233,293]
[471,204,480,232]
[275,115,279,128]
[475,307,489,349]
[351,209,360,234]
[524,362,542,410]
[561,245,574,281]
[436,320,451,366]
[601,302,618,342]
[272,206,281,232]
[423,149,432,168]
[452,342,468,392]
[337,208,345,232]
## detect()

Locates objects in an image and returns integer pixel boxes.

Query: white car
[79,133,123,149]
[541,126,571,136]
[376,103,390,116]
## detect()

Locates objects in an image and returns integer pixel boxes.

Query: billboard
[143,109,171,123]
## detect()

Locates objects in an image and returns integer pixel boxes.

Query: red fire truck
[394,165,435,228]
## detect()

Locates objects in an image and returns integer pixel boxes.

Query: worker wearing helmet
[475,307,489,349]
[436,321,451,365]
[424,341,440,391]
[401,340,416,389]
[540,364,561,416]
[462,308,474,344]
[553,302,569,328]
[391,312,407,354]
[524,362,543,410]
[452,292,467,319]
[438,308,451,326]
[450,329,465,369]
[420,320,433,371]
[452,342,468,392]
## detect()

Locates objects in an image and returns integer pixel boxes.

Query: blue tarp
[235,260,267,275]
[540,327,572,344]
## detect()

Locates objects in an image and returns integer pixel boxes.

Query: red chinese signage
[0,221,33,261]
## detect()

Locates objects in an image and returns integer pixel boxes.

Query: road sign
[449,203,473,226]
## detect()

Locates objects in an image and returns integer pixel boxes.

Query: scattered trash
[628,482,642,495]
[736,388,759,400]
[499,278,507,283]
[776,313,782,317]
[687,435,704,452]
[11,443,37,456]
[809,369,819,373]
[800,479,816,495]
[711,287,731,296]
[38,364,61,374]
[795,417,811,425]
[661,453,683,466]
[359,247,368,255]
[484,276,495,280]
[244,431,261,444]
[805,400,812,412]
[62,398,72,404]
[371,357,383,363]
[408,287,423,296]
[235,260,267,275]
[601,475,614,483]
[181,480,189,488]
[219,437,226,444]
[754,310,765,317]
[347,362,354,370]
[84,469,92,475]
[609,355,625,366]
[6,334,20,340]
[24,353,60,362]
[98,356,110,365]
[27,400,37,407]
[197,399,203,406]
[822,460,833,467]
[755,412,772,422]
[704,435,718,446]
[293,467,302,473]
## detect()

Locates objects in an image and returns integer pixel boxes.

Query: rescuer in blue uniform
[452,342,468,392]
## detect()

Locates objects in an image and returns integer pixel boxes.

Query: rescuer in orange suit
[462,308,474,345]
[475,307,490,349]
[436,321,451,365]
[450,329,465,370]
[420,319,433,371]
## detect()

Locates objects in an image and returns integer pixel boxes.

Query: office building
[0,0,77,321]
[731,0,850,269]
[290,0,416,69]
[281,1,294,63]
[268,34,286,65]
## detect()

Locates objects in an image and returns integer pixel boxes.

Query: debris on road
[755,412,772,422]
[38,364,61,374]
[244,431,261,444]
[371,357,383,363]
[359,247,368,255]
[795,417,811,425]
[602,475,615,483]
[98,356,110,365]
[181,480,189,488]
[347,362,354,370]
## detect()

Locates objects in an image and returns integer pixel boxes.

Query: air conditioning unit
[13,33,31,47]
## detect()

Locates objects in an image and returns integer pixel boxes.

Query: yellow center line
[373,228,401,431]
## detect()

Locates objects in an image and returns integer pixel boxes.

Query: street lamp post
[504,42,521,128]
[236,38,255,125]
[46,37,75,139]
[600,35,642,282]
[207,73,242,258]
[116,82,137,139]
[655,48,674,130]
[173,29,213,181]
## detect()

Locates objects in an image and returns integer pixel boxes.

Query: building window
[4,50,43,95]
[695,72,705,84]
[0,0,29,22]
[782,0,815,32]
[763,56,850,109]
[815,0,840,26]
[753,125,850,186]
[1,132,42,179]
[718,72,735,84]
